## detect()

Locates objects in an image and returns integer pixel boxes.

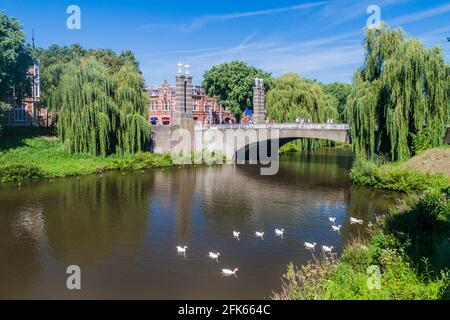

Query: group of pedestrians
[295,117,311,127]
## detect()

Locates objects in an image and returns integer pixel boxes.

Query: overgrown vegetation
[0,137,171,183]
[350,159,450,193]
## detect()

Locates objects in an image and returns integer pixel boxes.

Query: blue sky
[2,0,450,85]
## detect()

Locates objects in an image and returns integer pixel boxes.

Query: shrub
[350,160,450,193]
[385,191,450,273]
[411,128,433,154]
[0,164,45,182]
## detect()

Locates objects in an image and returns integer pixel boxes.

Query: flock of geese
[176,216,366,277]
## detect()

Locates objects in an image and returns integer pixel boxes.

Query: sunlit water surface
[0,149,398,299]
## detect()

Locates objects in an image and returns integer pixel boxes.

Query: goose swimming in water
[322,245,334,253]
[208,252,220,260]
[233,231,240,238]
[328,217,336,224]
[275,228,284,236]
[331,225,342,232]
[350,217,363,224]
[176,246,188,253]
[222,268,239,276]
[304,242,317,250]
[255,231,264,238]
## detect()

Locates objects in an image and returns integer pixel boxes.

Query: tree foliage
[266,73,339,150]
[113,61,149,154]
[57,57,149,156]
[347,25,450,161]
[36,44,141,111]
[0,11,33,136]
[322,82,352,122]
[202,61,273,117]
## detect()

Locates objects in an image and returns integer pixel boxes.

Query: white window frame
[151,100,158,111]
[14,106,26,122]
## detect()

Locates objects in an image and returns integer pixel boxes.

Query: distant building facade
[147,80,235,125]
[2,65,53,127]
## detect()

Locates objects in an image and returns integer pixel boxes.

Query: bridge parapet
[195,123,350,131]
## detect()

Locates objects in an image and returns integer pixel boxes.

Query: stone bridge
[152,122,350,162]
[150,64,350,163]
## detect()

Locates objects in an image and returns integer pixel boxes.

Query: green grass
[0,137,172,182]
[350,159,450,193]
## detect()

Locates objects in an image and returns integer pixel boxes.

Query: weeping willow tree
[58,58,117,156]
[347,25,449,161]
[57,57,149,156]
[266,73,339,151]
[113,61,150,154]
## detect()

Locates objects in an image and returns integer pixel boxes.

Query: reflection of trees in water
[42,173,152,266]
[0,173,153,275]
[340,186,399,242]
[0,199,43,298]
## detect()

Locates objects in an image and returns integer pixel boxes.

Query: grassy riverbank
[0,136,172,183]
[350,147,450,193]
[275,147,450,300]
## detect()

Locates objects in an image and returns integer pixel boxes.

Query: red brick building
[2,65,53,127]
[147,80,235,126]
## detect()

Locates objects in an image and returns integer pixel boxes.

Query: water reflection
[0,148,399,299]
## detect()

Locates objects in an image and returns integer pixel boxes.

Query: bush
[350,160,450,193]
[385,191,450,273]
[0,164,45,182]
[411,128,433,154]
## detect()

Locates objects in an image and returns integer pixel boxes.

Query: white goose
[275,228,284,236]
[176,245,188,253]
[322,245,334,253]
[222,268,239,276]
[208,252,220,259]
[255,231,264,239]
[304,242,317,250]
[328,217,336,224]
[331,225,342,232]
[233,231,240,238]
[350,217,363,224]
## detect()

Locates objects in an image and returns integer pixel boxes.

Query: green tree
[0,11,33,136]
[57,57,149,156]
[37,44,141,112]
[35,44,87,111]
[266,73,339,151]
[57,58,116,156]
[347,25,449,161]
[202,61,273,118]
[113,61,150,154]
[322,82,352,122]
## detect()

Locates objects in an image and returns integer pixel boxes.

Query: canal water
[0,148,398,299]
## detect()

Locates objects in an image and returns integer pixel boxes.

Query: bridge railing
[195,123,350,131]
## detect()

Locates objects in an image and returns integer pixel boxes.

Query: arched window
[162,101,170,111]
[151,100,158,111]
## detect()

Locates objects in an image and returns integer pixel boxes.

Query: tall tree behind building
[202,61,273,118]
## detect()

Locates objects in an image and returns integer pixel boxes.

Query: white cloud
[390,3,450,26]
[139,31,364,85]
[179,1,329,32]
